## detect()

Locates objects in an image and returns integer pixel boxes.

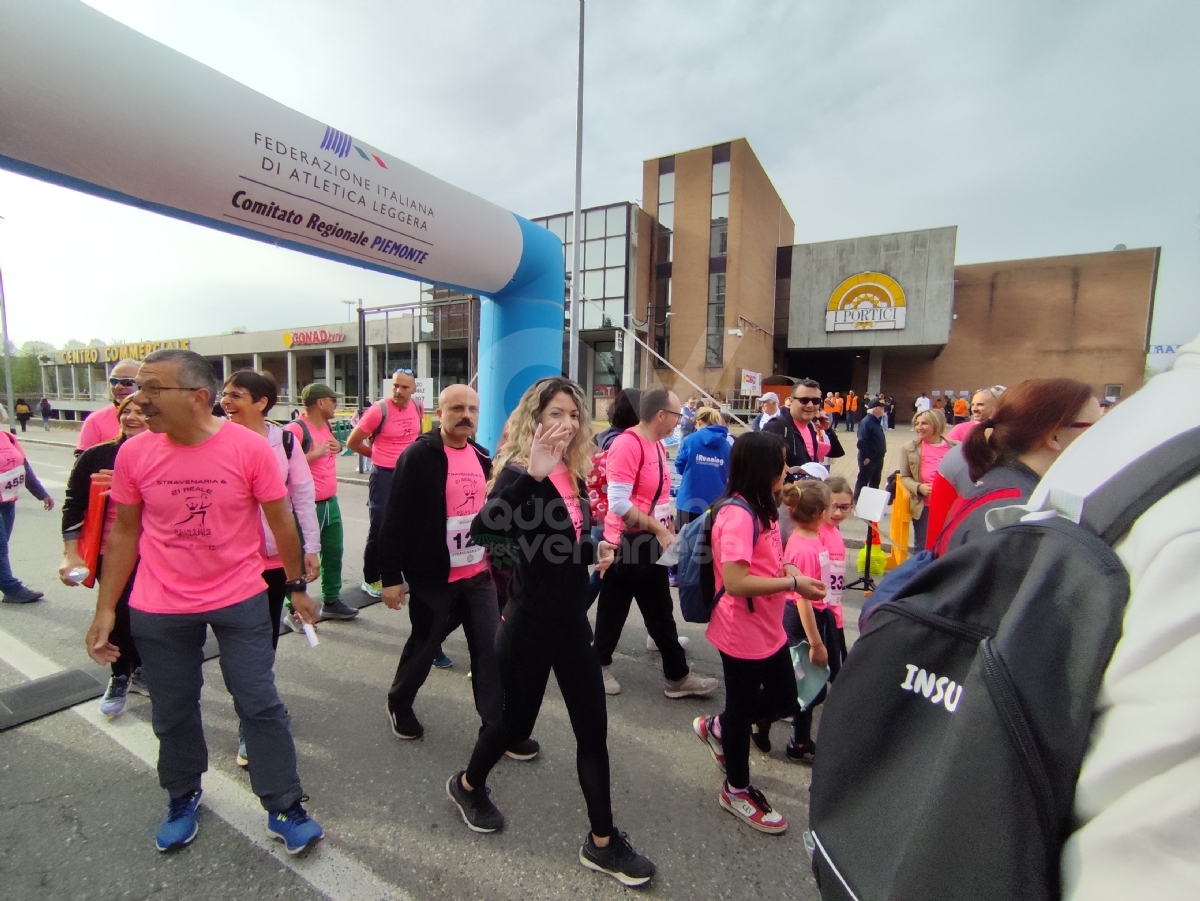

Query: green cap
[301,383,339,405]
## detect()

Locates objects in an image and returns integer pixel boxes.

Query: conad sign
[283,330,345,347]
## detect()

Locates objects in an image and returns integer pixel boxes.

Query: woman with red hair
[938,378,1100,551]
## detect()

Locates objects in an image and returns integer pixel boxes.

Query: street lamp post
[0,215,14,434]
[568,0,585,382]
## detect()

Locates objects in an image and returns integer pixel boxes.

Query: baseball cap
[761,392,779,403]
[867,397,886,409]
[799,462,830,480]
[301,383,340,405]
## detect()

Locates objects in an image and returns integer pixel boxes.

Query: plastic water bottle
[66,565,90,584]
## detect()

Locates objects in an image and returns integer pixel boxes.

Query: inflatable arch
[0,0,564,449]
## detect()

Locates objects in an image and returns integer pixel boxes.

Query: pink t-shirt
[77,404,121,451]
[705,499,787,660]
[947,420,980,443]
[285,415,338,501]
[444,443,488,582]
[548,462,583,540]
[819,522,847,628]
[109,421,288,614]
[784,530,829,613]
[0,432,26,503]
[357,398,422,469]
[798,422,832,463]
[919,441,952,487]
[602,430,671,544]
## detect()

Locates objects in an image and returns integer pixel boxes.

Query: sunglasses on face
[792,397,821,406]
[109,377,138,388]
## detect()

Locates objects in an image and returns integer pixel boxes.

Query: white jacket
[1026,331,1200,898]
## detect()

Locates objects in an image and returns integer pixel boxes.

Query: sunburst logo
[825,272,907,332]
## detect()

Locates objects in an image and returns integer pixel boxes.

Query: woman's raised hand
[528,421,571,480]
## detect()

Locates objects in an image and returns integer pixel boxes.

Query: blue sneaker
[155,789,202,852]
[268,797,324,855]
[98,675,130,717]
[432,652,453,669]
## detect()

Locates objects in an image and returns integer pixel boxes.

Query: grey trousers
[130,593,303,812]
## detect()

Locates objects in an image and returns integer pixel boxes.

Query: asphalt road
[0,438,866,901]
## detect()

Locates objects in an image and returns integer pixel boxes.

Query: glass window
[605,266,626,298]
[657,230,672,263]
[655,277,672,309]
[712,160,731,195]
[710,222,728,257]
[658,202,674,231]
[659,172,675,204]
[709,272,726,304]
[585,239,605,270]
[586,209,606,240]
[707,303,725,329]
[582,300,606,331]
[711,193,729,220]
[584,268,604,301]
[606,206,626,236]
[545,217,566,241]
[705,333,723,367]
[605,235,626,267]
[564,214,574,243]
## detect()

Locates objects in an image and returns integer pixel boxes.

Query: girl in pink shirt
[693,432,826,836]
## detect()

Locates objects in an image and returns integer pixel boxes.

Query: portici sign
[825,272,907,332]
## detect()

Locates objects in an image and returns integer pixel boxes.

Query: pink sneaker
[719,782,788,834]
[693,715,725,773]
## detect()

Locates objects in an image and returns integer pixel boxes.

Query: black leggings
[97,554,140,678]
[264,567,288,650]
[718,645,797,790]
[787,604,846,744]
[465,607,614,838]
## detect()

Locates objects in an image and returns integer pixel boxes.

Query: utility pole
[568,0,585,382]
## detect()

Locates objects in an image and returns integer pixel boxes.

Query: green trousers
[315,496,344,602]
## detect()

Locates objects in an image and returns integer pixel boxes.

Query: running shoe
[646,634,689,651]
[321,600,359,620]
[693,715,726,772]
[360,580,382,598]
[446,771,504,833]
[751,718,772,754]
[579,830,656,887]
[601,665,621,696]
[2,586,44,604]
[98,675,129,717]
[386,703,424,740]
[785,739,816,762]
[664,670,718,699]
[432,651,454,669]
[268,797,324,854]
[129,668,150,696]
[236,730,249,769]
[155,789,202,852]
[719,782,788,834]
[504,738,540,761]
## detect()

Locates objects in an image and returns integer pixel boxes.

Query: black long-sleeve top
[469,462,598,620]
[61,440,120,539]
[764,412,845,479]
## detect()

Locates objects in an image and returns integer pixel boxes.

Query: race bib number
[0,465,24,503]
[827,558,846,607]
[653,502,672,528]
[446,514,485,568]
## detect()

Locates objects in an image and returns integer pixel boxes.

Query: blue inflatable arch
[0,0,563,449]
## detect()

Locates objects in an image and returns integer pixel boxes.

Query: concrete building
[39,138,1160,423]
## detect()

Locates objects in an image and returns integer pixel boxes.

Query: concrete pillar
[69,365,77,398]
[324,348,335,388]
[867,347,884,397]
[367,346,378,402]
[416,342,431,380]
[251,353,261,371]
[620,332,634,390]
[54,366,61,397]
[40,365,48,400]
[222,355,231,380]
[286,350,297,404]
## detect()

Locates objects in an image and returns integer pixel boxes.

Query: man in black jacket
[378,385,532,758]
[764,378,845,479]
[855,397,889,502]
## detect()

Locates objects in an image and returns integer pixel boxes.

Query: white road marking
[0,626,410,901]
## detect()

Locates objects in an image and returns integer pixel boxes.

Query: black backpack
[806,425,1200,901]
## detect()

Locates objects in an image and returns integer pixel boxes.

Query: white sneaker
[646,635,689,652]
[664,669,718,699]
[602,665,621,696]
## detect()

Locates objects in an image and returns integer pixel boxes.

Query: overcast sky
[1,0,1197,352]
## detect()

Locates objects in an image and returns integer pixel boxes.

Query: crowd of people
[0,343,1186,895]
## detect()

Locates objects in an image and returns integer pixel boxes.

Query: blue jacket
[857,412,887,465]
[674,425,732,513]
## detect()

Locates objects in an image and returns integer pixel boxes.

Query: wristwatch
[284,578,308,595]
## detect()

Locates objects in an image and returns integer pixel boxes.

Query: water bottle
[66,565,90,584]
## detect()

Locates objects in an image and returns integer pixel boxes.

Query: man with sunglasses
[76,359,141,455]
[347,369,425,598]
[765,379,845,480]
